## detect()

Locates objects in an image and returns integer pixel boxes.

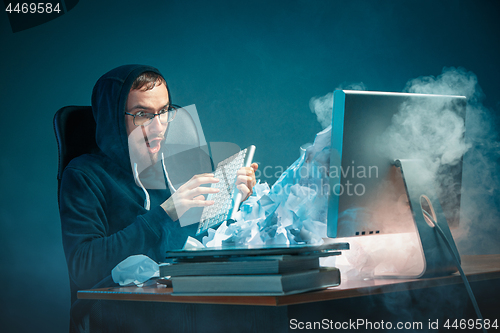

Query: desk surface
[78,254,500,307]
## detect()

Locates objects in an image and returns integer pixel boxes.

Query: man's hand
[236,163,259,202]
[161,163,258,222]
[161,173,219,221]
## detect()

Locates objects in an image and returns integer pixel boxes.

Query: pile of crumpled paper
[203,125,333,247]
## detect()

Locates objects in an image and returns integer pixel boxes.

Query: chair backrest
[54,106,98,202]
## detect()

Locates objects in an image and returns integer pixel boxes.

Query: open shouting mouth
[146,137,163,154]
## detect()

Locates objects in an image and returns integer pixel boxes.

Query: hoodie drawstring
[133,153,177,210]
[162,152,177,194]
[133,163,151,210]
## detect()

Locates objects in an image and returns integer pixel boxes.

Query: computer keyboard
[196,145,256,235]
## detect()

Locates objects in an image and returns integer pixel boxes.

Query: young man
[59,65,257,332]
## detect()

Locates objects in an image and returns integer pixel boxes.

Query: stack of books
[160,243,348,296]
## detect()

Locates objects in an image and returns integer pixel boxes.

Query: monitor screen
[327,90,467,239]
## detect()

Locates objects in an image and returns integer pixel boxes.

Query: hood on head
[91,64,167,170]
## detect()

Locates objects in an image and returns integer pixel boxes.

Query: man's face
[125,82,170,165]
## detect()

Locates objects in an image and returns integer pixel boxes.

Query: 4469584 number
[444,319,498,330]
[5,3,61,14]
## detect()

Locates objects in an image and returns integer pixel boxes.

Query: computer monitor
[326,90,466,277]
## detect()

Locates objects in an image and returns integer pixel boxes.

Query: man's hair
[131,71,167,91]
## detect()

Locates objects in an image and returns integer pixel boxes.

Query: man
[59,65,258,332]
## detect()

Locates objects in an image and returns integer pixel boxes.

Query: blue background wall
[1,0,499,331]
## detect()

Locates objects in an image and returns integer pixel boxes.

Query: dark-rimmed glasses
[125,104,179,126]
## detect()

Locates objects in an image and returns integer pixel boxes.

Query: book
[160,255,320,277]
[165,242,349,261]
[170,267,340,296]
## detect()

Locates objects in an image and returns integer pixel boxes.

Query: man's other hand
[236,163,258,202]
[161,173,219,221]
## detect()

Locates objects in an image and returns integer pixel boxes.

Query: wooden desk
[79,255,500,332]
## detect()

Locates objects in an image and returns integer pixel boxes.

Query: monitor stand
[395,159,461,277]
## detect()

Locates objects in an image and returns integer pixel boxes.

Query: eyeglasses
[125,104,179,126]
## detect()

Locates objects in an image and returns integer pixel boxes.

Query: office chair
[53,105,104,332]
[53,105,98,204]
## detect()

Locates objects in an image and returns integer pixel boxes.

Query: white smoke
[309,92,333,129]
[400,67,500,254]
[377,69,473,193]
[404,67,480,98]
[309,82,367,129]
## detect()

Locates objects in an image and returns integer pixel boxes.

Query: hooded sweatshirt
[59,65,197,329]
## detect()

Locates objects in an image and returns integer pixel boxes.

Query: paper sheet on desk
[111,254,159,287]
[203,126,332,247]
[111,239,205,287]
